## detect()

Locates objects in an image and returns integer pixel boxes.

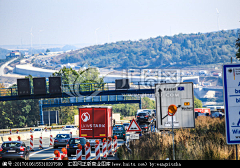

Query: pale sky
[0,0,240,47]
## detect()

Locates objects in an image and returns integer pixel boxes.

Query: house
[6,50,21,57]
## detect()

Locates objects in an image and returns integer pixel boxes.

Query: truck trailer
[79,106,113,148]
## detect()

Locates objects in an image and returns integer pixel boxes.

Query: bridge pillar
[39,99,44,126]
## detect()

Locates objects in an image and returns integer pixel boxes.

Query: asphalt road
[21,136,124,160]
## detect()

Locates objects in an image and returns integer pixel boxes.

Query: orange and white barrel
[54,150,61,160]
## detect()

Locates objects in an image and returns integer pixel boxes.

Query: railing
[0,82,156,98]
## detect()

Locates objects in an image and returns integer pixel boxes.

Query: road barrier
[102,138,107,159]
[17,136,21,141]
[54,150,61,160]
[113,136,117,153]
[85,142,91,160]
[61,147,67,160]
[8,137,11,141]
[76,144,82,160]
[39,136,43,149]
[49,135,53,147]
[107,137,113,156]
[30,135,34,151]
[95,140,100,160]
[10,129,11,135]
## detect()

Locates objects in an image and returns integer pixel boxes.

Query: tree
[236,34,240,60]
[194,96,203,108]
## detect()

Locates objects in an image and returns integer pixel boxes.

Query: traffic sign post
[155,82,195,130]
[155,82,195,160]
[223,64,240,145]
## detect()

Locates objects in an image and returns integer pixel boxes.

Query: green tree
[194,96,203,108]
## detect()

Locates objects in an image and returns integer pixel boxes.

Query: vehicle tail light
[123,134,125,136]
[54,139,58,142]
[145,116,148,118]
[20,146,25,151]
[144,127,148,129]
[137,116,140,117]
[66,144,69,149]
[0,147,3,152]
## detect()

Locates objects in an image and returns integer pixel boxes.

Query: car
[123,123,130,130]
[137,123,151,133]
[112,125,126,140]
[136,112,153,123]
[54,134,71,148]
[64,125,77,131]
[0,141,30,160]
[66,137,86,157]
[33,128,43,132]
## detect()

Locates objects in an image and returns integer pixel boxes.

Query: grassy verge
[117,116,240,160]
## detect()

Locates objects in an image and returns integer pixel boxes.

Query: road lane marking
[29,147,53,157]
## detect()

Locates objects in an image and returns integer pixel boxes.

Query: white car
[64,125,77,131]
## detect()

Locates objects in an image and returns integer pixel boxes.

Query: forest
[52,29,240,69]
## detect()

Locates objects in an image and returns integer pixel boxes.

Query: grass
[117,116,240,160]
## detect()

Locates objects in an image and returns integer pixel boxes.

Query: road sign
[129,133,139,140]
[127,119,142,132]
[155,82,195,129]
[223,64,240,144]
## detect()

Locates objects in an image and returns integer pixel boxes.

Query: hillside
[52,29,240,69]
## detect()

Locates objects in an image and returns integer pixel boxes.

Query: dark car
[54,134,71,148]
[138,123,150,133]
[66,137,86,157]
[136,112,153,123]
[113,125,126,140]
[0,141,30,160]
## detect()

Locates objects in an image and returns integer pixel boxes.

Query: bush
[117,117,239,160]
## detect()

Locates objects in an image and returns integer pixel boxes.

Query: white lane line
[29,147,53,157]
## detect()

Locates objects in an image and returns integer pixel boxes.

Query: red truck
[79,106,113,148]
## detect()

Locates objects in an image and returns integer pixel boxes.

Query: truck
[79,106,113,148]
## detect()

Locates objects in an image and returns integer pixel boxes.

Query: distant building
[6,50,21,57]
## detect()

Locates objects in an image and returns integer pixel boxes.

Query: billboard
[43,111,59,125]
[155,82,195,129]
[223,64,240,144]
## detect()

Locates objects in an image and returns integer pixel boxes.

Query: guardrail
[0,125,78,135]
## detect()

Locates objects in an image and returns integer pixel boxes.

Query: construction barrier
[10,129,12,135]
[16,130,19,134]
[54,150,61,160]
[95,140,100,160]
[62,126,64,131]
[76,144,82,160]
[107,137,113,156]
[39,136,43,149]
[17,136,21,141]
[102,138,107,159]
[30,128,32,133]
[49,135,53,147]
[61,147,67,160]
[8,137,11,141]
[113,135,117,153]
[85,142,91,160]
[30,135,34,151]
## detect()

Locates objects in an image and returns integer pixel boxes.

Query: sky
[0,0,240,48]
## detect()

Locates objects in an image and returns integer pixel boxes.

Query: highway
[5,134,124,160]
